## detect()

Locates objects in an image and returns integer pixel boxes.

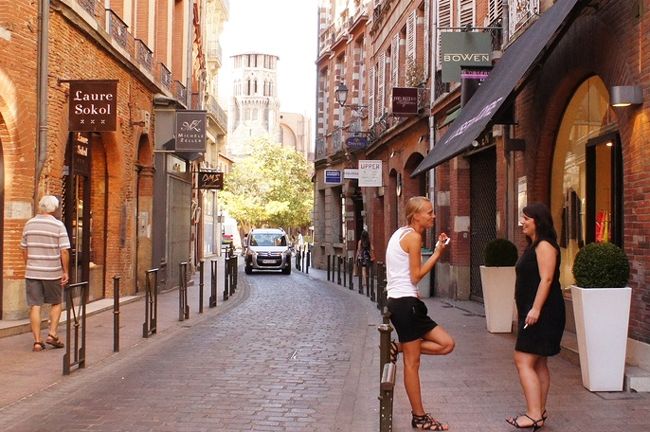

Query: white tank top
[386,227,419,298]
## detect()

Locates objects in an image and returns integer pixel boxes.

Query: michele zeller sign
[175,110,207,152]
[68,80,118,132]
[440,32,492,83]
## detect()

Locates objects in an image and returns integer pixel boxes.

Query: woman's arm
[402,231,448,285]
[526,240,557,325]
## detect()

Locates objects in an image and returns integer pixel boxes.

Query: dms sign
[198,171,224,190]
[68,80,118,132]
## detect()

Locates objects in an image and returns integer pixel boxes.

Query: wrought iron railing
[159,63,172,90]
[173,80,187,103]
[207,40,222,64]
[206,94,227,130]
[135,39,153,72]
[509,0,540,37]
[333,127,344,153]
[78,0,97,17]
[106,9,128,49]
[315,136,326,160]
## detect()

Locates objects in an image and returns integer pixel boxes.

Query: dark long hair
[522,202,558,247]
[360,230,370,249]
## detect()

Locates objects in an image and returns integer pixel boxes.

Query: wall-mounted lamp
[335,82,367,112]
[610,85,643,107]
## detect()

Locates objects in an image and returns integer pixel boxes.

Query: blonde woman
[385,196,454,431]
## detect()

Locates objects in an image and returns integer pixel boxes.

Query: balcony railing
[158,63,172,90]
[106,9,128,49]
[332,128,343,153]
[509,0,540,37]
[315,136,326,160]
[205,95,227,131]
[173,80,187,103]
[207,40,222,65]
[135,39,153,73]
[78,0,97,17]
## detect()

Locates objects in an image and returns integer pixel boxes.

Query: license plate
[261,259,276,264]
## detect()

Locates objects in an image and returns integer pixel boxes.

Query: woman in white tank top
[385,196,454,431]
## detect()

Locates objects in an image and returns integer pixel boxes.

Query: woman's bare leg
[420,326,455,356]
[512,351,544,425]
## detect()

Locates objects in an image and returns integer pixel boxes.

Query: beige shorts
[25,279,63,306]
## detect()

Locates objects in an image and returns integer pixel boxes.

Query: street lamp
[335,82,367,111]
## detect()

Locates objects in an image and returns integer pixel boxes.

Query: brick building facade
[314,0,650,369]
[0,0,223,320]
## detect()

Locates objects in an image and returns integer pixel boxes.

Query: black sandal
[46,334,64,349]
[390,340,399,363]
[411,412,448,430]
[32,341,46,352]
[506,414,544,431]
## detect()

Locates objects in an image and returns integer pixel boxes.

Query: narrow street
[1,269,379,432]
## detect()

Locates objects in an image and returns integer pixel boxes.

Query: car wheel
[245,265,252,274]
[282,266,291,275]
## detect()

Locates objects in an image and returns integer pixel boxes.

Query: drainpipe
[429,0,437,231]
[34,0,49,210]
[501,0,516,240]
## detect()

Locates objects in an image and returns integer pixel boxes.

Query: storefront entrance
[469,147,497,301]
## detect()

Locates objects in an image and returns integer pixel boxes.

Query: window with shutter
[488,0,502,25]
[391,34,399,87]
[406,10,417,61]
[457,0,475,28]
[437,0,452,68]
[368,65,376,125]
[423,0,430,79]
[377,52,386,117]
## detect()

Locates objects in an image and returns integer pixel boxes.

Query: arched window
[551,76,621,288]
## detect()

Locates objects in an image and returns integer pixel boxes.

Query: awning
[413,0,583,176]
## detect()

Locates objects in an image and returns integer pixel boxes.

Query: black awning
[413,0,583,176]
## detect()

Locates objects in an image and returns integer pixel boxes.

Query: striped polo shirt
[20,214,71,280]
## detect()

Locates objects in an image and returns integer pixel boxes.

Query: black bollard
[113,275,120,353]
[199,260,204,314]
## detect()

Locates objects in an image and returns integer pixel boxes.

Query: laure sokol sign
[68,80,118,132]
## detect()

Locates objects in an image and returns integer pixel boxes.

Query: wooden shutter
[377,52,385,117]
[423,0,430,79]
[368,65,375,125]
[458,0,475,28]
[391,34,399,87]
[406,10,417,61]
[437,0,452,68]
[488,0,502,24]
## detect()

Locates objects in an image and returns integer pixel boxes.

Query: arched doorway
[0,122,4,319]
[550,76,621,288]
[136,134,154,292]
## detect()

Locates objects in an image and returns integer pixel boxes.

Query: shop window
[550,76,620,289]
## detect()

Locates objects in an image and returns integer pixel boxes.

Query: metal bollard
[370,262,376,302]
[337,256,342,285]
[378,323,396,432]
[63,281,88,375]
[327,255,331,281]
[199,260,204,314]
[179,261,189,321]
[223,255,229,301]
[376,262,387,311]
[113,276,120,353]
[343,257,347,288]
[209,259,217,308]
[143,268,158,338]
[306,250,310,274]
[348,257,354,290]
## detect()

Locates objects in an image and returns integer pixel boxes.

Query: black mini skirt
[387,297,438,343]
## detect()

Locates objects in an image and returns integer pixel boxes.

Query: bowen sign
[68,80,118,132]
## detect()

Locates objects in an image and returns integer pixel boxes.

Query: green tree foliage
[221,138,313,230]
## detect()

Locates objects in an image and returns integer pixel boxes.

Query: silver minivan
[244,228,292,274]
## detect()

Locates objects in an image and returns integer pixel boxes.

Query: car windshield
[250,233,286,247]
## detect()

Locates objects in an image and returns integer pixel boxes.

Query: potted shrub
[479,239,519,333]
[571,242,631,391]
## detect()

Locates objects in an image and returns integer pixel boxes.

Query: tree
[220,137,313,231]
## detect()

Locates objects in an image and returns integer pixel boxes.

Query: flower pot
[479,266,516,333]
[571,286,632,391]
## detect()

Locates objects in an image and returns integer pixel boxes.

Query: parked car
[244,228,292,274]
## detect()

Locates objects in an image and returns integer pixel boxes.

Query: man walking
[21,195,70,352]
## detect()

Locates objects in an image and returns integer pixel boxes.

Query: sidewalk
[0,266,246,410]
[302,266,650,432]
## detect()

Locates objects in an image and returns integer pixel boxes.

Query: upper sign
[175,110,207,153]
[358,160,382,187]
[68,80,118,132]
[392,87,419,116]
[440,32,492,83]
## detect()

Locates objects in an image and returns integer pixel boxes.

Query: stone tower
[228,53,281,159]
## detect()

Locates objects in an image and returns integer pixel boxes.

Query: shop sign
[175,110,207,152]
[392,87,418,116]
[358,160,382,187]
[344,169,359,179]
[68,80,118,132]
[346,136,368,150]
[324,169,342,184]
[441,32,492,83]
[198,171,224,190]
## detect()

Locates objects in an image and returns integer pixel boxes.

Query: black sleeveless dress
[514,240,565,356]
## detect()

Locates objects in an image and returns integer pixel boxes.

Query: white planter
[479,266,516,333]
[571,286,632,391]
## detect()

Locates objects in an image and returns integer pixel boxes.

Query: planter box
[571,286,632,391]
[480,266,516,333]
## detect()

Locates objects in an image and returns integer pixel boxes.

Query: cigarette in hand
[523,323,529,329]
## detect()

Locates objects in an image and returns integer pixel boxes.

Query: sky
[218,0,319,117]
